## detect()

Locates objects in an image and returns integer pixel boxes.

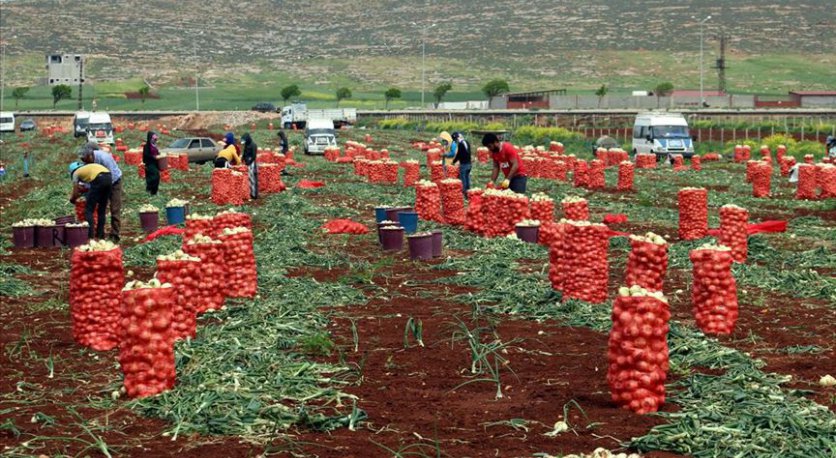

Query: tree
[281,84,301,102]
[51,84,72,108]
[595,84,609,107]
[11,87,29,108]
[433,82,452,107]
[654,82,674,97]
[654,82,674,108]
[336,87,352,106]
[384,87,401,109]
[482,79,510,99]
[138,85,150,104]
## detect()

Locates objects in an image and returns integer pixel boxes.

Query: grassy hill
[1,0,834,110]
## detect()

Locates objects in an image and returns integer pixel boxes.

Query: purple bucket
[157,156,169,171]
[12,226,36,248]
[65,226,89,248]
[378,221,398,244]
[139,211,159,233]
[407,233,434,260]
[380,226,405,251]
[35,225,60,248]
[431,230,443,257]
[515,225,540,243]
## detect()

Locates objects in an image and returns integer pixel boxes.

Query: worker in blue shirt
[79,142,123,242]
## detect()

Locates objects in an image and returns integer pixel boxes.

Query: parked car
[251,102,277,113]
[160,137,222,164]
[19,119,37,132]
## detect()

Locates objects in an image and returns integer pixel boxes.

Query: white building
[46,53,84,85]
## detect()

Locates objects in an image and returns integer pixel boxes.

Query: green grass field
[2,51,835,112]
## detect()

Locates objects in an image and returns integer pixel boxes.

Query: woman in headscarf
[277,130,291,176]
[142,131,160,195]
[241,133,258,199]
[438,131,455,171]
[225,132,240,155]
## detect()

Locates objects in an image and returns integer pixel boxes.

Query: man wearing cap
[80,141,123,241]
[68,161,112,239]
[482,133,527,193]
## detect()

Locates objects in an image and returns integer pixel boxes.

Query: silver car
[161,137,221,164]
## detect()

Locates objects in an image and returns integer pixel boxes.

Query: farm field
[0,119,834,457]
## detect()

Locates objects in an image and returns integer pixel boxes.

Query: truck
[304,119,337,155]
[73,111,91,137]
[280,103,356,129]
[86,112,115,145]
[0,112,15,134]
[631,112,695,160]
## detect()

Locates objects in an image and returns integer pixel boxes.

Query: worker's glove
[500,179,510,189]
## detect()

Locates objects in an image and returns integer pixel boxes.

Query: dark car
[252,102,277,113]
[19,119,36,132]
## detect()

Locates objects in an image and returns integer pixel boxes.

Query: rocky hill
[1,0,833,88]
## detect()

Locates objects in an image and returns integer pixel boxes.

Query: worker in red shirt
[482,133,527,193]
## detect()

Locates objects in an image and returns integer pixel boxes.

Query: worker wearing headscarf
[438,131,454,167]
[224,132,240,155]
[142,131,161,195]
[241,133,258,199]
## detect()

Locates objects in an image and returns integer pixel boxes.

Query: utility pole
[0,41,6,113]
[698,15,711,107]
[410,22,436,108]
[78,56,84,110]
[713,31,728,94]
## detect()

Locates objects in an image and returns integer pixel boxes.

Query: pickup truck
[160,137,221,164]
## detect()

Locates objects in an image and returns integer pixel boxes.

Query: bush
[512,126,585,146]
[377,117,417,130]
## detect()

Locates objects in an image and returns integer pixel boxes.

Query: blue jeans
[459,163,472,196]
[509,176,527,194]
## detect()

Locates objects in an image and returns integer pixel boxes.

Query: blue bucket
[166,206,187,225]
[374,207,389,223]
[397,211,419,234]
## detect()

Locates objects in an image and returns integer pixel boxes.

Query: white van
[304,118,337,155]
[73,111,91,138]
[0,112,15,134]
[632,112,695,159]
[85,112,114,145]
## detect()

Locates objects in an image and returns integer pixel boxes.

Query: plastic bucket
[380,226,405,251]
[65,226,89,248]
[140,211,160,233]
[397,211,419,234]
[35,225,59,248]
[12,226,36,248]
[431,230,443,257]
[165,206,186,225]
[157,156,169,171]
[385,207,402,221]
[407,233,434,260]
[377,222,398,244]
[515,225,540,243]
[374,207,390,223]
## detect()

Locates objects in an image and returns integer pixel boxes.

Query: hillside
[1,0,834,96]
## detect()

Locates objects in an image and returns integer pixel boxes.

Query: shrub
[512,126,585,146]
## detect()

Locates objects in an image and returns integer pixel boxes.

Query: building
[46,53,85,85]
[489,89,567,109]
[789,91,836,108]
